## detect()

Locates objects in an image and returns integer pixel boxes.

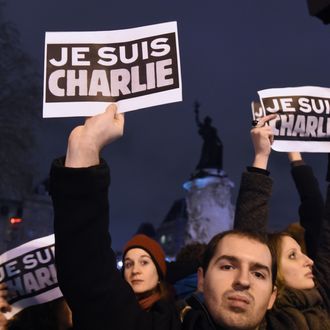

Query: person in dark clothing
[0,279,72,330]
[235,114,330,329]
[194,229,277,329]
[6,298,72,330]
[50,104,277,330]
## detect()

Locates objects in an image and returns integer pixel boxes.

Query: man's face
[198,234,277,329]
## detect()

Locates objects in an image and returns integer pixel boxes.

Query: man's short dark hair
[201,229,277,286]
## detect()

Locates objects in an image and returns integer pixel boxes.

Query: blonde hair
[268,232,295,296]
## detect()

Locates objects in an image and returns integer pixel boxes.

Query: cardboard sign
[0,235,62,318]
[43,21,182,117]
[257,86,330,152]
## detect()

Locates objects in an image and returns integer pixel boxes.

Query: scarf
[138,291,161,311]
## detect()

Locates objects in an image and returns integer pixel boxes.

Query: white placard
[43,21,182,118]
[258,86,330,152]
[0,234,62,318]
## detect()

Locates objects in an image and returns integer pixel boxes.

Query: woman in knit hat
[122,234,170,311]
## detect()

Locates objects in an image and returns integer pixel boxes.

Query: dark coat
[50,158,221,330]
[234,163,330,329]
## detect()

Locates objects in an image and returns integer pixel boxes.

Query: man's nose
[233,269,250,290]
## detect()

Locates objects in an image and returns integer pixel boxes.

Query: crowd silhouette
[0,105,329,329]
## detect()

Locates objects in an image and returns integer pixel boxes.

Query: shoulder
[149,299,181,328]
[179,293,215,329]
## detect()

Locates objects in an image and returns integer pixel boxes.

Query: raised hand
[250,114,277,169]
[65,104,124,168]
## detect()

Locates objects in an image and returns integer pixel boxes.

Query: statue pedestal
[183,169,234,244]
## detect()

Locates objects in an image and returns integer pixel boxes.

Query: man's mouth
[227,294,251,308]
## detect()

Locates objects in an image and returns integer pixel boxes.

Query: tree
[0,1,42,200]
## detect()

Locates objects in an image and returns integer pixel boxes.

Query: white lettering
[23,272,40,294]
[298,97,312,113]
[89,70,111,96]
[48,70,65,96]
[36,248,52,264]
[265,99,279,113]
[97,47,118,66]
[66,70,88,96]
[5,261,20,277]
[119,44,138,64]
[279,115,294,136]
[23,254,38,270]
[156,59,173,88]
[146,62,155,90]
[34,267,54,289]
[150,38,171,57]
[131,66,146,93]
[292,115,306,137]
[110,69,131,96]
[280,98,295,112]
[72,47,90,66]
[305,116,318,137]
[49,47,68,66]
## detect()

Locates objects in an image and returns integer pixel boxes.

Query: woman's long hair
[268,231,298,297]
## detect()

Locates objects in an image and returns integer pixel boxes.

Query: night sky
[3,0,330,250]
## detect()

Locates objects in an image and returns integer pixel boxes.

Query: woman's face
[279,236,315,290]
[124,248,159,294]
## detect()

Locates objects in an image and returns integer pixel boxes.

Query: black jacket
[50,158,221,330]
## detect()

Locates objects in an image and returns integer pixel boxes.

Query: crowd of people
[0,104,330,329]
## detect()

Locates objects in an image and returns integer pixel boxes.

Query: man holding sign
[50,104,277,330]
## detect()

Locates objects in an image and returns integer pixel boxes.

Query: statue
[194,101,223,171]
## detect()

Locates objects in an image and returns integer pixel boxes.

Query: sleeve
[313,156,330,305]
[290,164,324,260]
[49,158,152,330]
[234,169,273,232]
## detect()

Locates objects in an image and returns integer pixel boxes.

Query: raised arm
[313,154,330,307]
[50,105,156,329]
[288,152,324,260]
[234,114,276,232]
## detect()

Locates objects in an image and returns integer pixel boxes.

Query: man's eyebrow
[213,255,240,264]
[213,255,271,274]
[250,262,271,275]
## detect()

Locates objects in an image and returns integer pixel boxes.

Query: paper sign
[0,235,62,318]
[251,101,264,121]
[43,21,182,118]
[258,86,330,152]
